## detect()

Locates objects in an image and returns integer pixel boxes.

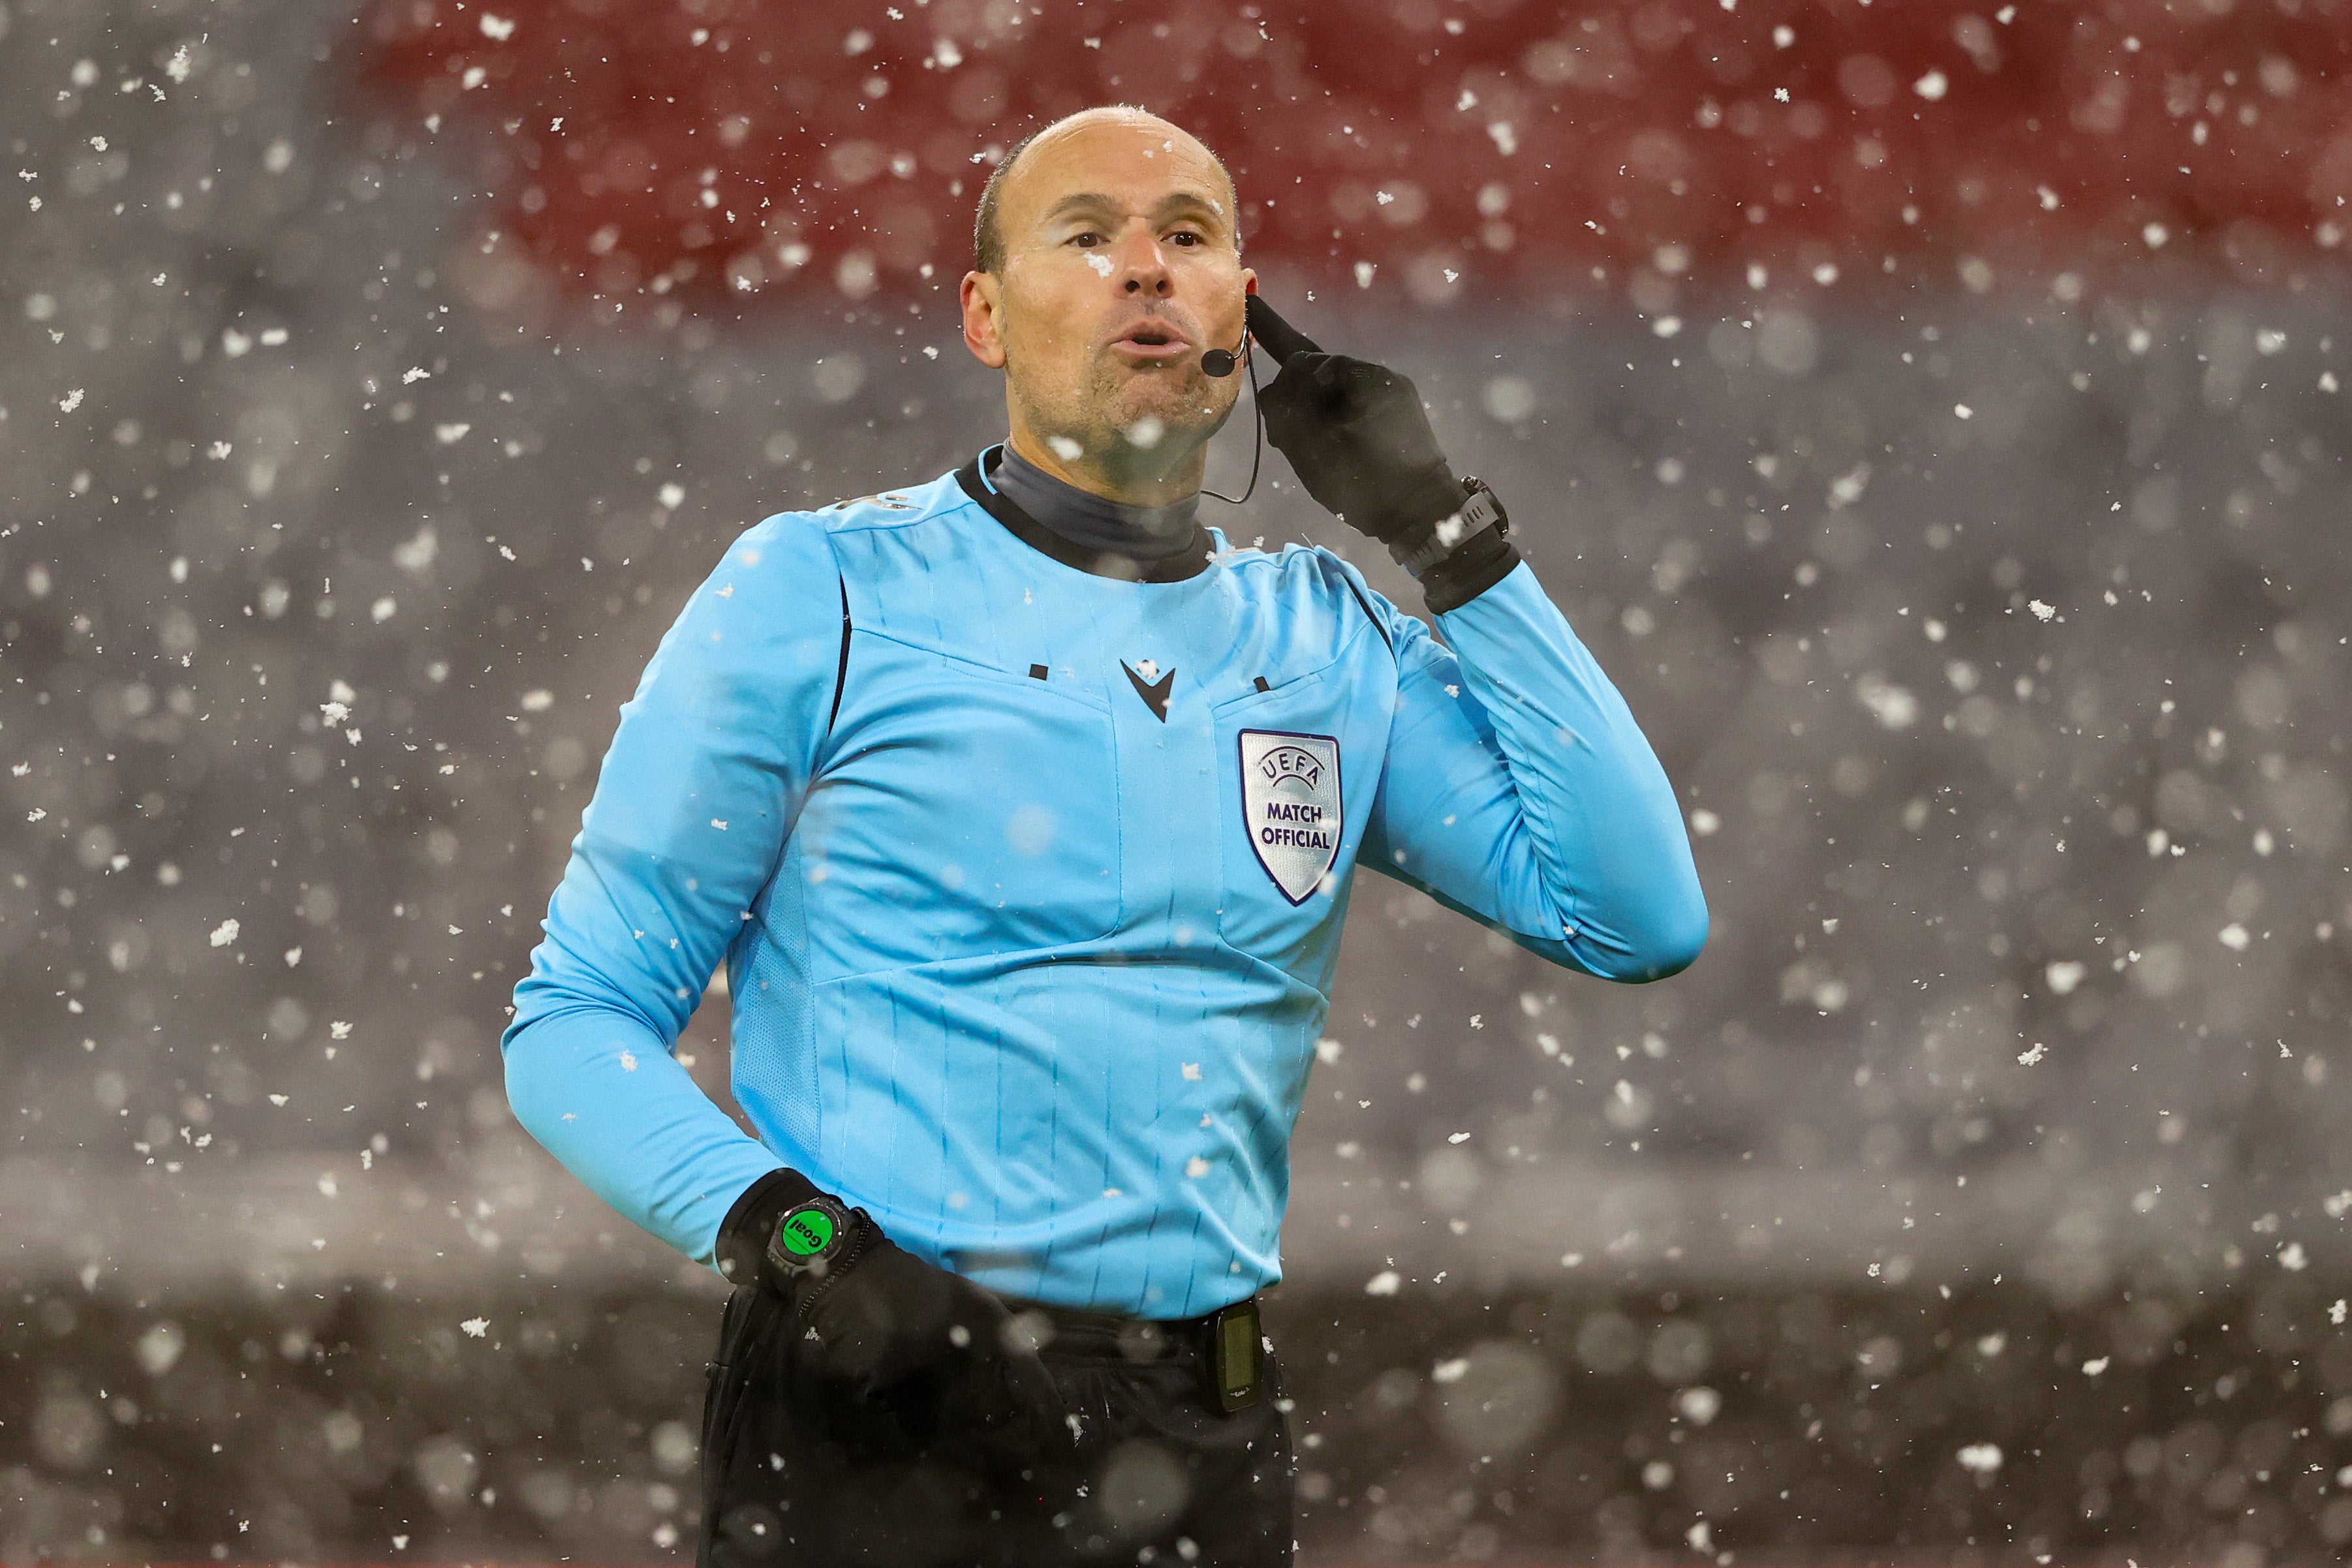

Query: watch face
[775,1203,838,1261]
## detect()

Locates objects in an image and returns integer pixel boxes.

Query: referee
[503,106,1707,1566]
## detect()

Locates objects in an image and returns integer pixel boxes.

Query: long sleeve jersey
[502,445,1707,1319]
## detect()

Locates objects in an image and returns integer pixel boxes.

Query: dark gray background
[5,0,2349,1560]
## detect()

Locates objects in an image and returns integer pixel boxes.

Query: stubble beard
[1015,360,1232,470]
[1064,356,1236,467]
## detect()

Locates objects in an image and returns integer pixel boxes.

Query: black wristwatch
[1391,476,1509,579]
[764,1192,855,1282]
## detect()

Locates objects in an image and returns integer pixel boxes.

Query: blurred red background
[360,0,2352,311]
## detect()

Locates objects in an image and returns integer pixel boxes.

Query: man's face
[962,114,1253,468]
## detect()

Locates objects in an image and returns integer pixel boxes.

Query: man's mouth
[1111,321,1193,363]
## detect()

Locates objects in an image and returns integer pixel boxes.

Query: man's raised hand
[1248,296,1466,549]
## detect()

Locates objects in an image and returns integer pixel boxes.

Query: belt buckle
[1208,1297,1264,1413]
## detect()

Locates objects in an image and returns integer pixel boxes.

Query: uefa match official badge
[1239,730,1342,904]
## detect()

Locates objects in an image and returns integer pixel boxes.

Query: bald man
[503,106,1707,1566]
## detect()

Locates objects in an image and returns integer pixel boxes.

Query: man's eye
[1169,231,1203,247]
[1071,232,1102,247]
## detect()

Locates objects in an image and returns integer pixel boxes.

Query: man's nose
[1114,226,1172,296]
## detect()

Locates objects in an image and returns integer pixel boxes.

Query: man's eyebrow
[1040,190,1231,227]
[1154,190,1229,225]
[1041,192,1121,223]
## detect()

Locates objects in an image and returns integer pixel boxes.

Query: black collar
[955,446,1213,584]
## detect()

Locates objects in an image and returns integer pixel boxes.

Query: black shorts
[696,1282,1297,1566]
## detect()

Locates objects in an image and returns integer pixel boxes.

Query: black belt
[1000,1292,1267,1414]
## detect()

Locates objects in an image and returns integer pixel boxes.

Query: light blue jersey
[503,446,1705,1318]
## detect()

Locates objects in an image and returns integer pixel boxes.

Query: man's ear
[961,271,1008,369]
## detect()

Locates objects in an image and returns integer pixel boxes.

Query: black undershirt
[958,442,1517,608]
[992,442,1202,566]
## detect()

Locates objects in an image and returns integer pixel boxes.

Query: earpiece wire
[1201,333,1263,506]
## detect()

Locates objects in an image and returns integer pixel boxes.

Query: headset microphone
[1199,315,1258,504]
[1201,297,1319,504]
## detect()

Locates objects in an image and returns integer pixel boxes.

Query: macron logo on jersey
[1122,658,1175,722]
[1240,730,1341,904]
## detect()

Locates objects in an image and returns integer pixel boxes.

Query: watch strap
[1389,478,1508,579]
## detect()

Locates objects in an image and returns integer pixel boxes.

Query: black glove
[717,1167,1069,1477]
[1248,295,1518,611]
[1250,298,1461,547]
